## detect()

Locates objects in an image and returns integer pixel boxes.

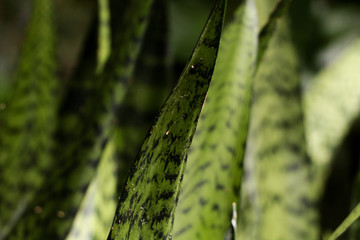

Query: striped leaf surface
[107,0,226,238]
[7,0,154,238]
[66,140,117,240]
[239,15,319,240]
[113,0,172,196]
[304,39,360,194]
[66,0,171,238]
[0,0,57,237]
[172,0,258,239]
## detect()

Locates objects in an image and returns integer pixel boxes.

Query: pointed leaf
[304,39,360,192]
[172,0,258,239]
[8,0,154,238]
[66,1,171,238]
[96,0,111,73]
[66,140,117,240]
[327,202,360,240]
[107,0,226,238]
[239,16,319,240]
[0,0,57,237]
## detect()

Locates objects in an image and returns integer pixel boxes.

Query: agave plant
[1,0,360,239]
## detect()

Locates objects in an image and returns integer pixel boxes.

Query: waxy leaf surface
[173,0,258,239]
[107,0,226,238]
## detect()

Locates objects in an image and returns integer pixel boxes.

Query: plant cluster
[1,0,360,239]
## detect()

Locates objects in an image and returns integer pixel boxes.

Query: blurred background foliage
[1,0,360,238]
[1,0,360,97]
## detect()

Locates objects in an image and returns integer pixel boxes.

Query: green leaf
[172,0,258,239]
[327,202,360,240]
[66,1,172,238]
[0,0,57,237]
[8,0,154,238]
[256,0,291,67]
[239,15,319,240]
[107,0,226,238]
[96,0,111,73]
[303,39,360,193]
[254,0,282,29]
[66,140,118,240]
[113,0,173,195]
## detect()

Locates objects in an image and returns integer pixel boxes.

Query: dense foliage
[1,0,360,239]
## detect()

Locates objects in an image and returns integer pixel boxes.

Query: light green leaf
[327,202,360,240]
[239,15,319,240]
[304,39,360,193]
[256,0,291,67]
[254,0,281,29]
[172,0,258,239]
[66,140,117,240]
[107,0,226,238]
[96,0,111,73]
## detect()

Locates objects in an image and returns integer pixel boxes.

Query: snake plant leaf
[66,1,171,238]
[65,1,113,237]
[96,0,111,73]
[327,202,360,240]
[7,0,154,239]
[66,139,118,240]
[303,39,360,193]
[254,0,282,30]
[256,0,291,68]
[239,15,319,240]
[114,0,172,195]
[0,0,57,237]
[107,0,226,239]
[172,0,257,239]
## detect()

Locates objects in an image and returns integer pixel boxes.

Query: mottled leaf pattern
[113,0,172,195]
[239,16,319,240]
[0,0,57,237]
[256,0,291,68]
[66,0,171,238]
[2,0,360,239]
[304,39,360,194]
[107,0,226,238]
[7,0,154,238]
[66,140,117,240]
[172,0,258,239]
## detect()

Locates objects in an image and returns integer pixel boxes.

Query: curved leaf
[107,0,226,238]
[66,140,117,240]
[304,39,360,193]
[96,0,111,73]
[172,0,258,239]
[0,0,57,237]
[239,16,319,240]
[66,0,171,238]
[8,0,154,238]
[327,202,360,240]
